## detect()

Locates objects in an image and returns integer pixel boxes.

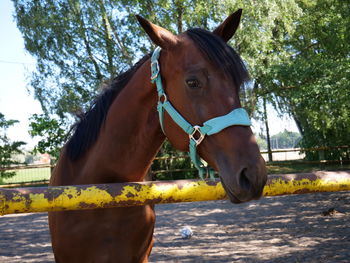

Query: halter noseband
[151,47,252,179]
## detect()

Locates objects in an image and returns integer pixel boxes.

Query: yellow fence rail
[1,171,350,216]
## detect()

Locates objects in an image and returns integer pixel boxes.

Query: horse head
[137,10,267,203]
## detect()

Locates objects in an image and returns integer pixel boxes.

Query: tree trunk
[263,98,273,162]
[174,0,183,33]
[100,1,115,79]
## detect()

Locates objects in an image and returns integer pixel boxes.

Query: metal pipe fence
[1,171,350,216]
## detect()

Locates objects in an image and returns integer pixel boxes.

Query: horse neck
[65,59,165,184]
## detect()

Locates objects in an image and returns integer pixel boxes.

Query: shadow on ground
[1,191,350,262]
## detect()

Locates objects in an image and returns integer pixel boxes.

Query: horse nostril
[239,168,251,192]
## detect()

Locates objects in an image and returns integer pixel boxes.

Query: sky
[0,0,298,151]
[0,0,42,149]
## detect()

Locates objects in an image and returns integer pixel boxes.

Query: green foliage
[151,141,197,180]
[29,114,67,162]
[12,0,222,118]
[14,0,348,166]
[12,0,303,161]
[12,0,226,158]
[269,0,350,160]
[211,1,303,116]
[270,130,301,149]
[0,113,26,180]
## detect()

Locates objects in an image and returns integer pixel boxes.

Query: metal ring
[159,93,167,103]
[189,126,205,146]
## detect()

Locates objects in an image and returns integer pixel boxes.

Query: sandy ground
[0,191,350,262]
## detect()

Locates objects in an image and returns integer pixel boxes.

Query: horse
[48,9,267,262]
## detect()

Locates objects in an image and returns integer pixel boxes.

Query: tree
[12,0,223,117]
[12,0,223,159]
[29,114,66,162]
[0,113,26,181]
[12,0,303,162]
[270,130,301,149]
[268,0,350,160]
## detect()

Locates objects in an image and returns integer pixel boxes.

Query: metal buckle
[150,61,160,81]
[189,125,205,146]
[159,93,167,103]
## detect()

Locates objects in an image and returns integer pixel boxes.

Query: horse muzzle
[217,155,267,203]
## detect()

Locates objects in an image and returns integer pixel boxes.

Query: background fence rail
[1,146,349,187]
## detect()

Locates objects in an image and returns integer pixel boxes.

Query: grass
[266,160,350,174]
[1,167,51,185]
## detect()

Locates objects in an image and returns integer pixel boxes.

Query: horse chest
[49,206,155,262]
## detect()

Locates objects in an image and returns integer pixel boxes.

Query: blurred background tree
[270,130,301,149]
[11,0,350,176]
[269,0,350,160]
[0,113,26,181]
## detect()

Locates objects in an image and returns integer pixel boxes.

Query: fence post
[318,149,325,170]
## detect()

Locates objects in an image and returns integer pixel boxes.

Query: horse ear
[136,15,178,49]
[213,9,243,42]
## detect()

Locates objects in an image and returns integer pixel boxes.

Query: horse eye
[186,79,201,89]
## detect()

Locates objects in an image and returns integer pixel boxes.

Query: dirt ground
[0,190,350,262]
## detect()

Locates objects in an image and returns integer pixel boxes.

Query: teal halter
[151,47,252,179]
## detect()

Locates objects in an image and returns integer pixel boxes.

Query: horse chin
[219,177,244,204]
[218,172,264,204]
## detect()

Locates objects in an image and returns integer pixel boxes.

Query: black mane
[186,28,249,90]
[66,54,151,161]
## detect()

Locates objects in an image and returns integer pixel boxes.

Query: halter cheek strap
[151,47,252,179]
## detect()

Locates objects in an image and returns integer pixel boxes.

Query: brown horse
[49,9,267,262]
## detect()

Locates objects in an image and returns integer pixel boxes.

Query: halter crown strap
[151,47,252,179]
